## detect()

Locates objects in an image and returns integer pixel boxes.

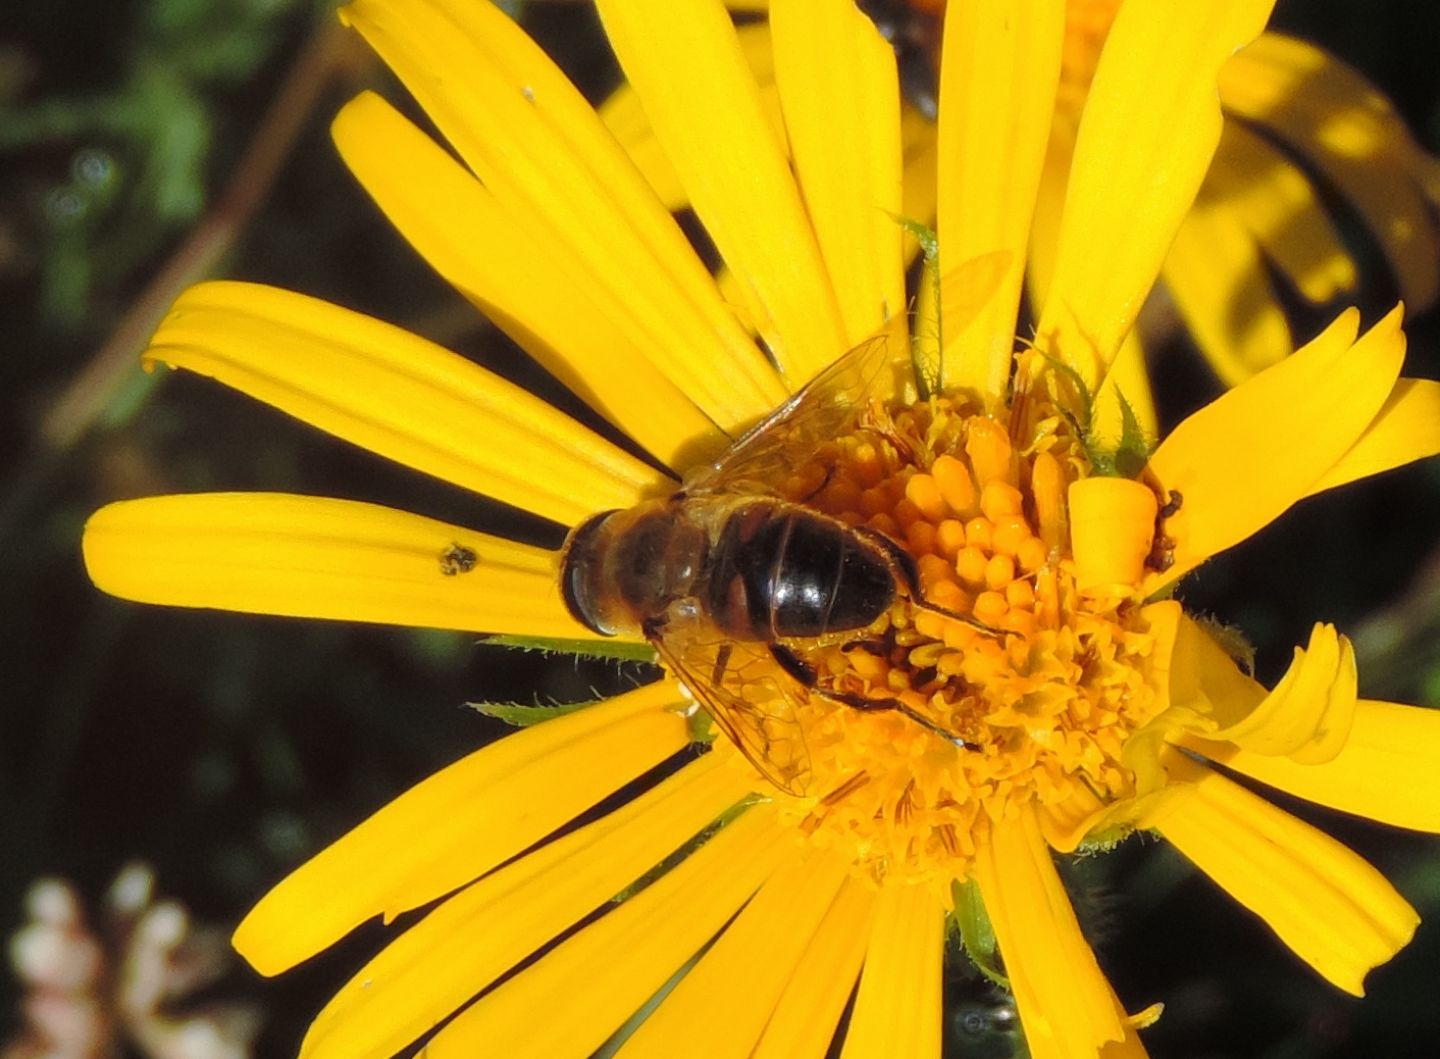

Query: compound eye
[560,510,618,635]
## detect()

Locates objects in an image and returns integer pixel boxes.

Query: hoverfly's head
[560,502,707,640]
[560,509,626,637]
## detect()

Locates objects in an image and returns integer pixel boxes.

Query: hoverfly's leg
[768,645,970,748]
[768,643,819,687]
[819,687,970,748]
[711,642,734,687]
[852,526,1002,637]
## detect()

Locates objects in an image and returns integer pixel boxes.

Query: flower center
[718,384,1169,886]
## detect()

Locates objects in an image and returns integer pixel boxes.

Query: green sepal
[887,212,943,399]
[477,632,659,663]
[1085,387,1154,479]
[468,699,597,727]
[949,878,1010,990]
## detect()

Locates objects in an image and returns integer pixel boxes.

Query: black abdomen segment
[707,503,895,641]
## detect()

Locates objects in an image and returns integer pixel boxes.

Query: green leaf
[468,699,597,727]
[950,879,1010,990]
[887,212,942,398]
[478,633,658,663]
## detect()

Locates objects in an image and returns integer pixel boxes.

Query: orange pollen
[755,391,1168,886]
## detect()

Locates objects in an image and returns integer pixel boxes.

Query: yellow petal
[1202,623,1356,764]
[1145,750,1419,996]
[1307,378,1440,495]
[839,882,943,1059]
[770,0,905,345]
[1091,329,1158,449]
[973,808,1125,1059]
[1204,120,1356,304]
[233,682,689,976]
[752,878,877,1059]
[601,23,787,212]
[1219,33,1440,310]
[342,0,788,434]
[1068,476,1158,595]
[937,0,1064,401]
[618,849,849,1058]
[1181,699,1440,833]
[1036,0,1275,388]
[1143,305,1406,593]
[331,92,723,467]
[1160,195,1292,387]
[301,754,753,1059]
[83,493,584,638]
[595,0,847,385]
[149,280,662,524]
[421,806,793,1059]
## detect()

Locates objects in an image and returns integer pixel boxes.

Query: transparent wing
[683,322,910,498]
[650,618,813,796]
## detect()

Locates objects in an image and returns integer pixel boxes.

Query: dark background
[2,1,1439,1056]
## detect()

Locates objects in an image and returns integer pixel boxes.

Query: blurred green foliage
[1,0,1439,1056]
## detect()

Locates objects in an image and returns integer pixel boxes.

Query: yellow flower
[80,2,1440,1058]
[606,0,1440,437]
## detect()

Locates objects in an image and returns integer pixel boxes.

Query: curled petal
[1144,751,1418,996]
[1144,305,1406,593]
[1181,699,1440,834]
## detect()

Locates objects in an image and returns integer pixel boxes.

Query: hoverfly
[560,320,994,796]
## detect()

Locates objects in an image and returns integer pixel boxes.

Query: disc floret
[753,388,1169,886]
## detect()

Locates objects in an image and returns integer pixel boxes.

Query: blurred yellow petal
[342,0,787,434]
[974,809,1125,1059]
[596,0,847,385]
[839,882,943,1059]
[1144,305,1406,592]
[1182,699,1440,833]
[601,23,786,212]
[900,107,940,262]
[1037,0,1275,388]
[938,0,1063,401]
[1206,121,1357,304]
[771,0,904,345]
[1146,751,1419,996]
[619,849,848,1058]
[1091,330,1158,448]
[422,806,793,1059]
[1307,378,1440,495]
[752,878,876,1059]
[301,754,752,1059]
[1161,195,1292,386]
[332,92,724,467]
[1204,623,1357,764]
[150,280,663,524]
[1220,34,1440,310]
[83,493,583,638]
[234,681,691,976]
